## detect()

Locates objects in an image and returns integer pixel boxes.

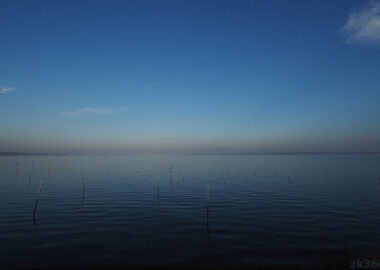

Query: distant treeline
[0,152,66,156]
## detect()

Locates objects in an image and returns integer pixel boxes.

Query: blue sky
[1,0,380,153]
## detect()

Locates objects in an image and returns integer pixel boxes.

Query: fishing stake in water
[33,179,43,218]
[207,184,210,202]
[206,183,210,240]
[169,165,173,184]
[157,173,160,205]
[288,168,292,179]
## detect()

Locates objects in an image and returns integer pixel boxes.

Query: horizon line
[1,151,380,156]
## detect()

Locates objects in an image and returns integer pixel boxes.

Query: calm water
[1,154,380,269]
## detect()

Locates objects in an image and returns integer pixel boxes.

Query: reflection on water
[33,217,42,245]
[0,154,380,268]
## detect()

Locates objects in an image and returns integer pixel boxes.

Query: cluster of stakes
[20,161,301,221]
[30,165,220,220]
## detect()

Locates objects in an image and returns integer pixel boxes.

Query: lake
[1,154,380,269]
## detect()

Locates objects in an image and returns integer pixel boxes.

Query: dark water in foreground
[0,154,380,269]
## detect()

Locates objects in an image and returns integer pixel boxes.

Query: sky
[1,0,380,154]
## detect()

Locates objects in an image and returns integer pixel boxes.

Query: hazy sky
[1,0,380,154]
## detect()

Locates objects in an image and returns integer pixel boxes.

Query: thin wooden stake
[169,165,173,184]
[33,180,43,218]
[206,184,210,240]
[207,184,210,202]
[157,173,160,205]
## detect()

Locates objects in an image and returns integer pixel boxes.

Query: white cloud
[0,87,16,94]
[78,107,112,114]
[342,1,380,44]
[60,107,112,116]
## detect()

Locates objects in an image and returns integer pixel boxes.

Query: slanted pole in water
[82,174,86,204]
[207,184,210,202]
[169,165,173,184]
[288,168,292,179]
[206,184,210,240]
[157,173,160,205]
[33,180,43,218]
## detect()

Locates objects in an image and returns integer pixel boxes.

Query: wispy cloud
[78,107,112,114]
[342,1,380,44]
[0,87,16,94]
[118,106,132,112]
[59,107,132,116]
[143,83,152,89]
[60,107,113,116]
[59,111,81,116]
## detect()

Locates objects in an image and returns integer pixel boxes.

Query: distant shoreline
[188,152,380,155]
[0,151,379,156]
[0,152,67,156]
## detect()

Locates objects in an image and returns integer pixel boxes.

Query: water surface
[1,154,380,269]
